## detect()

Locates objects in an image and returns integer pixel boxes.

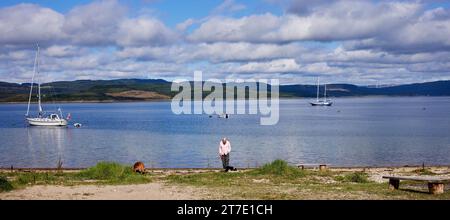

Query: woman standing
[219,138,231,170]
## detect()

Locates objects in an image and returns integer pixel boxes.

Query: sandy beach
[0,183,200,200]
[1,166,449,200]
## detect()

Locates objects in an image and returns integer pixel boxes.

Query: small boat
[25,45,69,127]
[310,77,333,106]
[218,114,229,119]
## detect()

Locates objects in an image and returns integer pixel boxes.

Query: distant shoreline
[1,95,449,104]
[0,99,171,104]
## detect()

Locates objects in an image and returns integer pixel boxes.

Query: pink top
[219,140,231,156]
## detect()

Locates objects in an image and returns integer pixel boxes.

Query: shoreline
[2,164,449,172]
[1,95,450,104]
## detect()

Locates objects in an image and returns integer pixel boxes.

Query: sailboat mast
[26,45,39,117]
[36,45,43,115]
[316,77,320,102]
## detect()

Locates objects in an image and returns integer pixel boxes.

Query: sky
[0,0,450,85]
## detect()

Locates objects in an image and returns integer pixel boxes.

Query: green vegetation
[412,168,436,176]
[0,79,175,102]
[252,159,305,177]
[77,162,150,184]
[167,160,307,187]
[335,172,370,183]
[166,160,450,200]
[1,160,450,200]
[2,79,450,102]
[0,176,14,192]
[0,162,151,191]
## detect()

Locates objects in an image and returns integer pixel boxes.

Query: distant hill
[279,81,450,97]
[0,79,449,102]
[0,79,174,102]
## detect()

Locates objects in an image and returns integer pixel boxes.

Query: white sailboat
[25,45,68,126]
[310,77,333,106]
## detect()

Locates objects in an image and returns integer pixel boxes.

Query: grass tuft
[336,172,370,183]
[77,162,150,184]
[0,162,151,191]
[168,160,307,187]
[79,162,128,180]
[252,159,305,178]
[413,168,436,176]
[0,176,14,192]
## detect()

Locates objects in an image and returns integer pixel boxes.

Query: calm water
[0,97,449,168]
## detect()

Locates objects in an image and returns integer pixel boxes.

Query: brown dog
[133,161,145,174]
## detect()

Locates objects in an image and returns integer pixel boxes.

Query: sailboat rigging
[25,45,69,126]
[310,77,333,106]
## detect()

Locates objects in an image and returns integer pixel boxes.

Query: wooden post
[388,179,400,190]
[428,183,444,195]
[319,164,327,171]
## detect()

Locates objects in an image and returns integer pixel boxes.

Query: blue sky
[0,0,284,26]
[0,0,449,85]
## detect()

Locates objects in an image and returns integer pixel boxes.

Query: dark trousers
[221,154,230,169]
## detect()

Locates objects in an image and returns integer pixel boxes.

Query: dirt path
[0,182,201,200]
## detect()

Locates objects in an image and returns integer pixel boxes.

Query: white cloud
[116,42,308,63]
[43,45,83,58]
[211,0,246,15]
[0,4,66,46]
[62,0,126,46]
[189,1,421,43]
[346,7,450,53]
[231,59,301,73]
[0,0,174,48]
[116,17,177,47]
[176,18,196,32]
[287,0,338,15]
[0,50,29,61]
[1,0,450,85]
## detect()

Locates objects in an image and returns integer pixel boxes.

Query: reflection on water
[0,97,450,168]
[25,127,68,167]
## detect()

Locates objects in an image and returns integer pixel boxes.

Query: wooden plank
[382,176,450,183]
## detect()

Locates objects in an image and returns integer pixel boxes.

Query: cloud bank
[0,0,449,85]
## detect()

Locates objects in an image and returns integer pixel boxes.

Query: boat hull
[310,102,333,106]
[26,118,68,126]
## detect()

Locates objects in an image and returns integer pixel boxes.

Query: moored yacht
[310,78,333,106]
[25,45,69,126]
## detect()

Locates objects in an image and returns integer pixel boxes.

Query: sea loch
[0,97,449,168]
